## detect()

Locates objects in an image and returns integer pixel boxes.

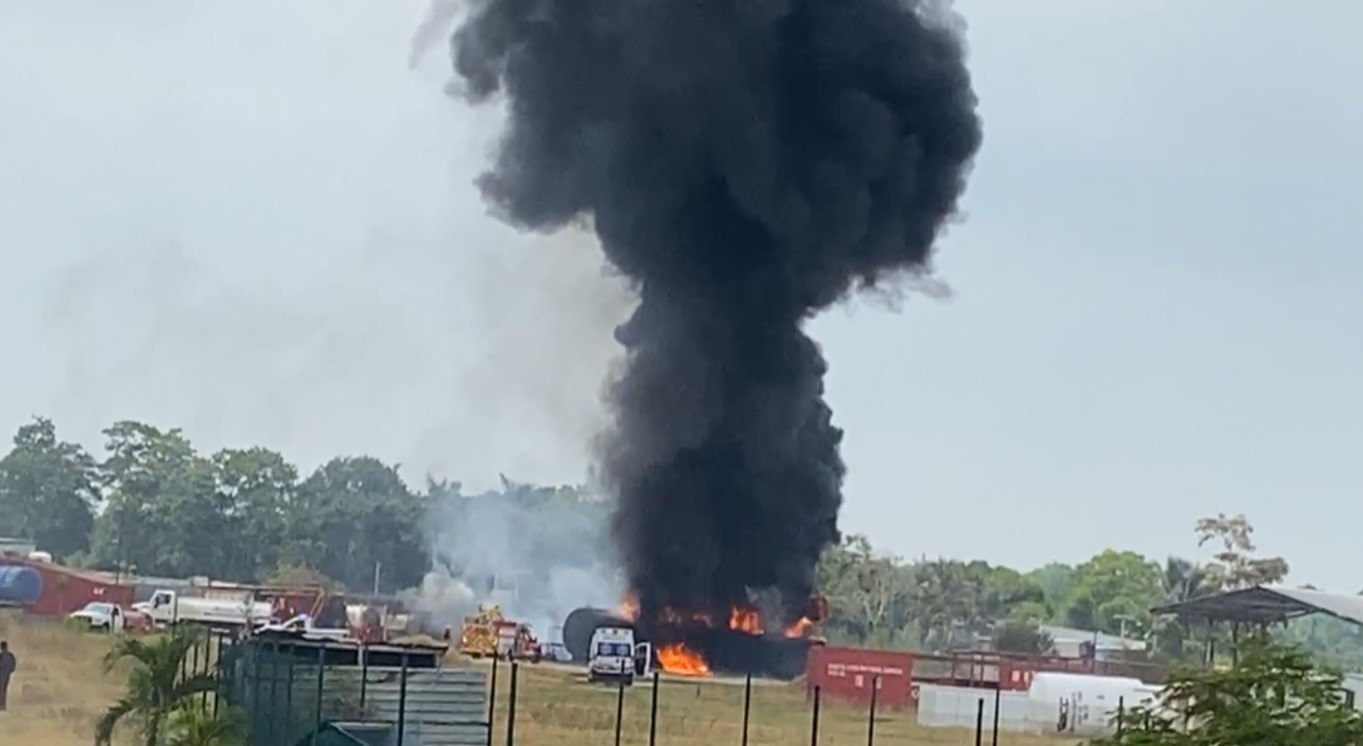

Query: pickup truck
[69,602,152,633]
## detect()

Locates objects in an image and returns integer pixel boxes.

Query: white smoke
[407,566,478,632]
[414,479,623,642]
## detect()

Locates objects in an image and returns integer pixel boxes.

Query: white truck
[587,625,651,686]
[69,601,126,633]
[256,613,351,641]
[136,589,273,629]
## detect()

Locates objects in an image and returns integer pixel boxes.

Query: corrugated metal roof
[1152,585,1363,626]
[328,667,489,746]
[1040,625,1145,649]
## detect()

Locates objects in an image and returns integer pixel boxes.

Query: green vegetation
[1100,637,1363,746]
[0,416,599,593]
[95,627,241,746]
[2,416,1360,672]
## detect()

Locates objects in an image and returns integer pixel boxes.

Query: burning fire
[784,617,815,638]
[729,607,764,635]
[618,593,825,676]
[657,642,710,676]
[618,594,640,622]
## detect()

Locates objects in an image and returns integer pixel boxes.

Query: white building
[1040,624,1147,660]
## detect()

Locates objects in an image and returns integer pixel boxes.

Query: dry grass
[0,610,133,746]
[479,659,1076,746]
[2,611,1076,746]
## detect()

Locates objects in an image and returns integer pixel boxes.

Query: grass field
[0,610,134,746]
[2,610,1078,746]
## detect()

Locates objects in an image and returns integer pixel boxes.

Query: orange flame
[729,607,764,635]
[618,594,640,622]
[784,617,815,638]
[657,643,710,676]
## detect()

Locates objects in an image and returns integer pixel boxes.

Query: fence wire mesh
[209,640,1088,746]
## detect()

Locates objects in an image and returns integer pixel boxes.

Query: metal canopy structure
[1152,585,1363,627]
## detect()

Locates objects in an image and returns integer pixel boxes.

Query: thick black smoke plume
[451,0,982,637]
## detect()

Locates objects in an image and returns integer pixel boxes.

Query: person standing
[0,640,15,711]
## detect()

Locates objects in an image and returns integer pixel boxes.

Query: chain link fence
[207,637,1092,746]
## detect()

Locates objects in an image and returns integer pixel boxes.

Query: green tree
[816,535,913,646]
[977,564,1049,624]
[1026,562,1075,615]
[0,417,100,559]
[1195,513,1289,590]
[96,627,221,746]
[1063,549,1162,637]
[1152,556,1213,662]
[286,456,428,592]
[211,447,298,582]
[266,561,338,590]
[909,558,982,650]
[1160,557,1212,604]
[91,421,223,578]
[1102,636,1363,746]
[993,620,1055,655]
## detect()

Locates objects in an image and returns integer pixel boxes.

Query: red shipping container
[997,659,1036,691]
[806,646,914,709]
[10,559,135,615]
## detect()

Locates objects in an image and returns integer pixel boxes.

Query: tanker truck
[137,588,273,629]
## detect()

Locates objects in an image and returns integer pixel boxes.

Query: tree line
[815,513,1363,670]
[0,416,597,594]
[3,416,1356,669]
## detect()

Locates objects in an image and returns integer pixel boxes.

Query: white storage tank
[1026,671,1160,736]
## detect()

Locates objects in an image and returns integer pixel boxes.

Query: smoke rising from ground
[450,0,982,630]
[415,480,620,640]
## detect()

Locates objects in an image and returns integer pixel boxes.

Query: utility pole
[373,561,382,595]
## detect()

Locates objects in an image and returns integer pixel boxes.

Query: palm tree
[95,627,221,746]
[1162,557,1211,604]
[1154,557,1211,663]
[163,705,246,746]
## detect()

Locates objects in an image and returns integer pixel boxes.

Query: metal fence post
[991,687,1001,746]
[267,641,280,745]
[867,676,879,746]
[504,662,519,746]
[359,643,369,718]
[974,697,984,746]
[648,671,660,746]
[312,644,325,746]
[249,638,262,743]
[614,663,627,746]
[202,634,213,712]
[741,671,753,746]
[1117,696,1125,738]
[285,652,296,744]
[397,651,410,746]
[810,685,821,746]
[486,657,499,746]
[190,637,201,709]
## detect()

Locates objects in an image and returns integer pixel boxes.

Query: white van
[587,625,651,685]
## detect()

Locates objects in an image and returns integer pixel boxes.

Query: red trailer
[806,645,914,709]
[0,558,134,615]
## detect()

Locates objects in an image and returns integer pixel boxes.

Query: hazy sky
[2,2,1359,589]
